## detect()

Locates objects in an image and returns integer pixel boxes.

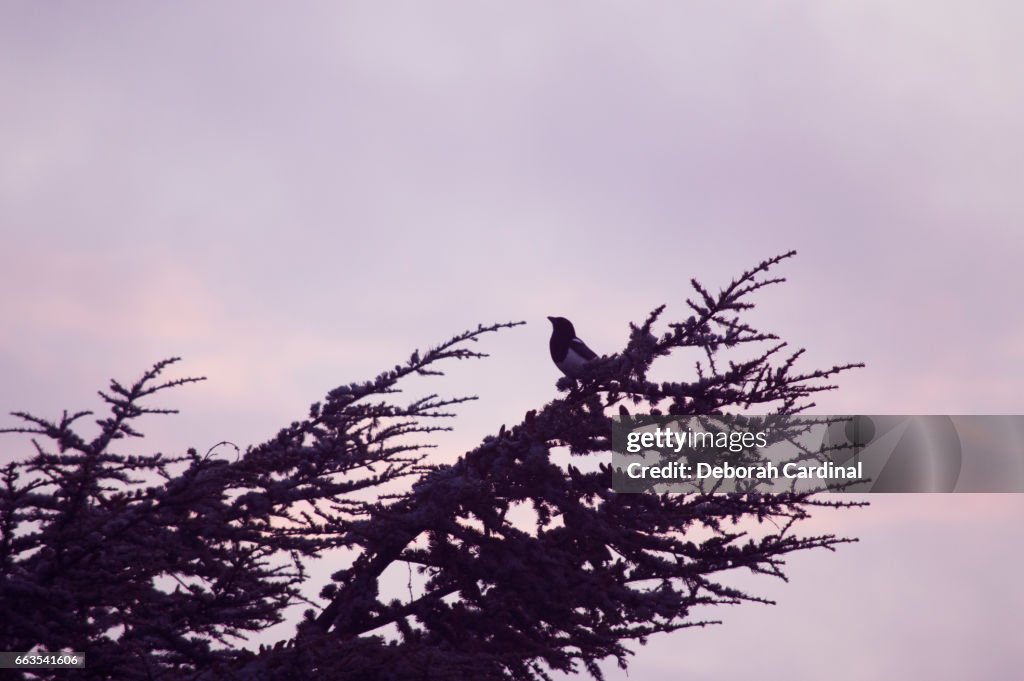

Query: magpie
[547,316,598,378]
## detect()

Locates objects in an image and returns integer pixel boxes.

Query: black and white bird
[547,316,598,378]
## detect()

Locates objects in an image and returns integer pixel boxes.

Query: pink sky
[2,3,1023,679]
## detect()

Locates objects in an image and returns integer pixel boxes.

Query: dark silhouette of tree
[1,252,862,680]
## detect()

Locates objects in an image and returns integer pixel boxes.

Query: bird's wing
[570,337,598,360]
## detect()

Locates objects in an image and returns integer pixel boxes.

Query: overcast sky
[2,3,1023,679]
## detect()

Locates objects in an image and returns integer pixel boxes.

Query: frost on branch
[1,254,862,681]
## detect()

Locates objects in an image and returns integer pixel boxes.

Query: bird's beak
[546,316,555,322]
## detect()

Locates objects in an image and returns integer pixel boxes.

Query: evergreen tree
[1,252,861,680]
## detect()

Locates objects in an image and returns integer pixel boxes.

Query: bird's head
[547,316,575,336]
